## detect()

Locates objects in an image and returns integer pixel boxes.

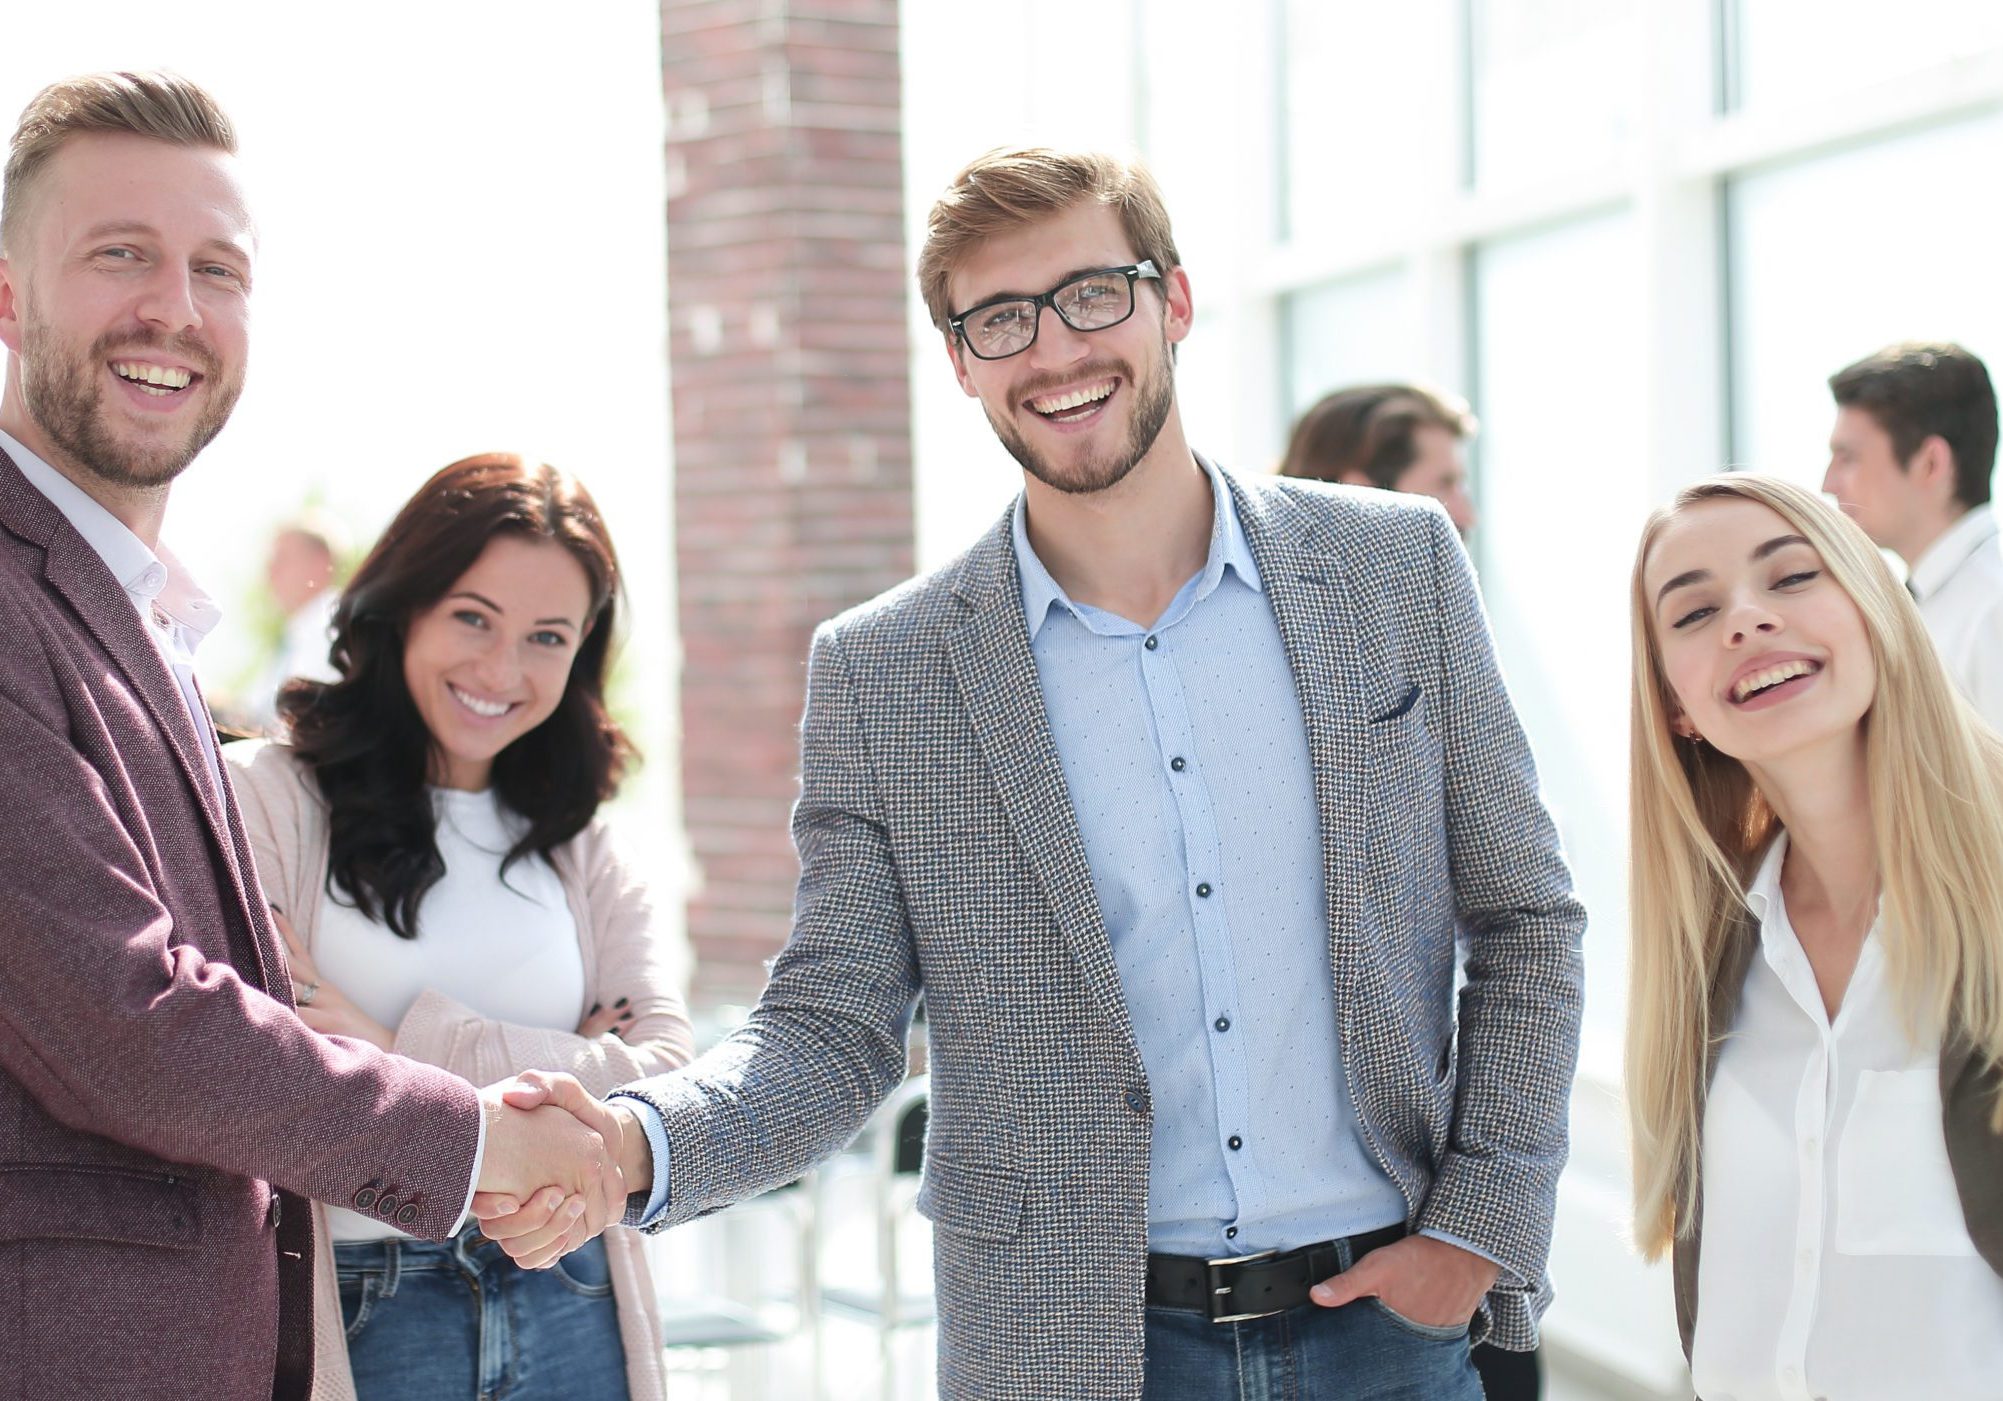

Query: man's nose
[1025,304,1089,368]
[135,265,202,337]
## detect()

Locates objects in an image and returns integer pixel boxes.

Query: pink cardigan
[226,739,693,1401]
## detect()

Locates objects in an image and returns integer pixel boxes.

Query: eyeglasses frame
[948,260,1163,361]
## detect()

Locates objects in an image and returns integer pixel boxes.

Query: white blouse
[317,786,584,1242]
[1692,834,2003,1400]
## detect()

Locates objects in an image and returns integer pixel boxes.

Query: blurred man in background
[1280,383,1478,537]
[1826,341,2002,728]
[243,512,344,730]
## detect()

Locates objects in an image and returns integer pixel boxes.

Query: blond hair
[915,146,1180,333]
[2,71,236,254]
[1626,472,2003,1258]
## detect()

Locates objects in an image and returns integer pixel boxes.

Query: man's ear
[0,257,23,357]
[1160,264,1194,347]
[1910,433,1961,509]
[945,329,979,399]
[1336,469,1372,489]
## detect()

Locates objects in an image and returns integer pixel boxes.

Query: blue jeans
[1143,1238,1483,1401]
[335,1225,630,1401]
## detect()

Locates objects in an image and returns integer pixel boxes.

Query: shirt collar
[1907,503,1998,603]
[1743,828,1886,977]
[1011,453,1262,639]
[1744,831,1788,929]
[0,427,221,641]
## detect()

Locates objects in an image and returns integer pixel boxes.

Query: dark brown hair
[279,454,633,939]
[916,147,1180,333]
[3,70,235,254]
[1830,341,1997,509]
[1279,383,1476,490]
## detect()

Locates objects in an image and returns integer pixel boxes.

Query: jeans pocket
[548,1242,615,1299]
[1368,1296,1471,1343]
[337,1272,381,1341]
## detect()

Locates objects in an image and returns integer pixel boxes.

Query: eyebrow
[959,263,1123,311]
[449,590,578,629]
[1654,533,1813,605]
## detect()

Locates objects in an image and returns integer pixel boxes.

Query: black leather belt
[1145,1223,1406,1323]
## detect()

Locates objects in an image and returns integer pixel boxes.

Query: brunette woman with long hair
[1626,473,2003,1399]
[227,454,692,1401]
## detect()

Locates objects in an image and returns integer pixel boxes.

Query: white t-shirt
[319,786,584,1242]
[1692,833,2003,1400]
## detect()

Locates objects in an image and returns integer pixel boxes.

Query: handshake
[471,1072,649,1268]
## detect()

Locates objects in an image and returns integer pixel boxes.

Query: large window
[1469,0,1638,188]
[1728,111,2003,492]
[1280,3,1458,238]
[1280,268,1418,420]
[1472,211,1645,1076]
[1729,0,2003,110]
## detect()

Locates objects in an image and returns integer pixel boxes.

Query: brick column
[662,0,916,1010]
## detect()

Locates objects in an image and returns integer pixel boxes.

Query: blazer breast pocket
[1369,681,1423,724]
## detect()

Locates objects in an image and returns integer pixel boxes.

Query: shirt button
[1170,756,1186,772]
[1125,1091,1147,1115]
[1196,882,1213,898]
[1225,1226,1238,1240]
[1214,1016,1231,1032]
[1227,1135,1243,1151]
[1144,635,1159,651]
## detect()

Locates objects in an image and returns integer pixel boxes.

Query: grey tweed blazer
[624,467,1585,1400]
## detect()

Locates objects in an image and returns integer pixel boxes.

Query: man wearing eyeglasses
[478,147,1584,1401]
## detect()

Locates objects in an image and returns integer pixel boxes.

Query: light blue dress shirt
[1010,459,1406,1256]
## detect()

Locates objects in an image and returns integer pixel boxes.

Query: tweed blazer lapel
[0,448,281,993]
[944,516,1139,1052]
[1228,477,1414,987]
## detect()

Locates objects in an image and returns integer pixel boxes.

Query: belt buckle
[1204,1247,1282,1324]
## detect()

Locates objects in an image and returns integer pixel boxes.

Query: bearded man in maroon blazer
[0,72,629,1401]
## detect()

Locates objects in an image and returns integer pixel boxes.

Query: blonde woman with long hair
[1626,473,2003,1399]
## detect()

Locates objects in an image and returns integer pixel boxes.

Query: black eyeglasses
[949,261,1161,361]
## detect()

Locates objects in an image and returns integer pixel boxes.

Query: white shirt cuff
[454,1106,489,1235]
[1416,1227,1519,1287]
[609,1092,672,1226]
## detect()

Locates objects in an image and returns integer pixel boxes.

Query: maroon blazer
[0,450,482,1401]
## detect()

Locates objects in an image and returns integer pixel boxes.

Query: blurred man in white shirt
[243,515,343,730]
[1825,341,2002,728]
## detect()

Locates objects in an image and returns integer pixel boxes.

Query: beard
[986,345,1176,497]
[18,312,243,491]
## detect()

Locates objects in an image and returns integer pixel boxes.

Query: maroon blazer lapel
[0,447,286,997]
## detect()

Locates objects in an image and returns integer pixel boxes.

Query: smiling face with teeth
[401,534,594,792]
[945,201,1192,497]
[0,132,250,499]
[1643,496,1876,769]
